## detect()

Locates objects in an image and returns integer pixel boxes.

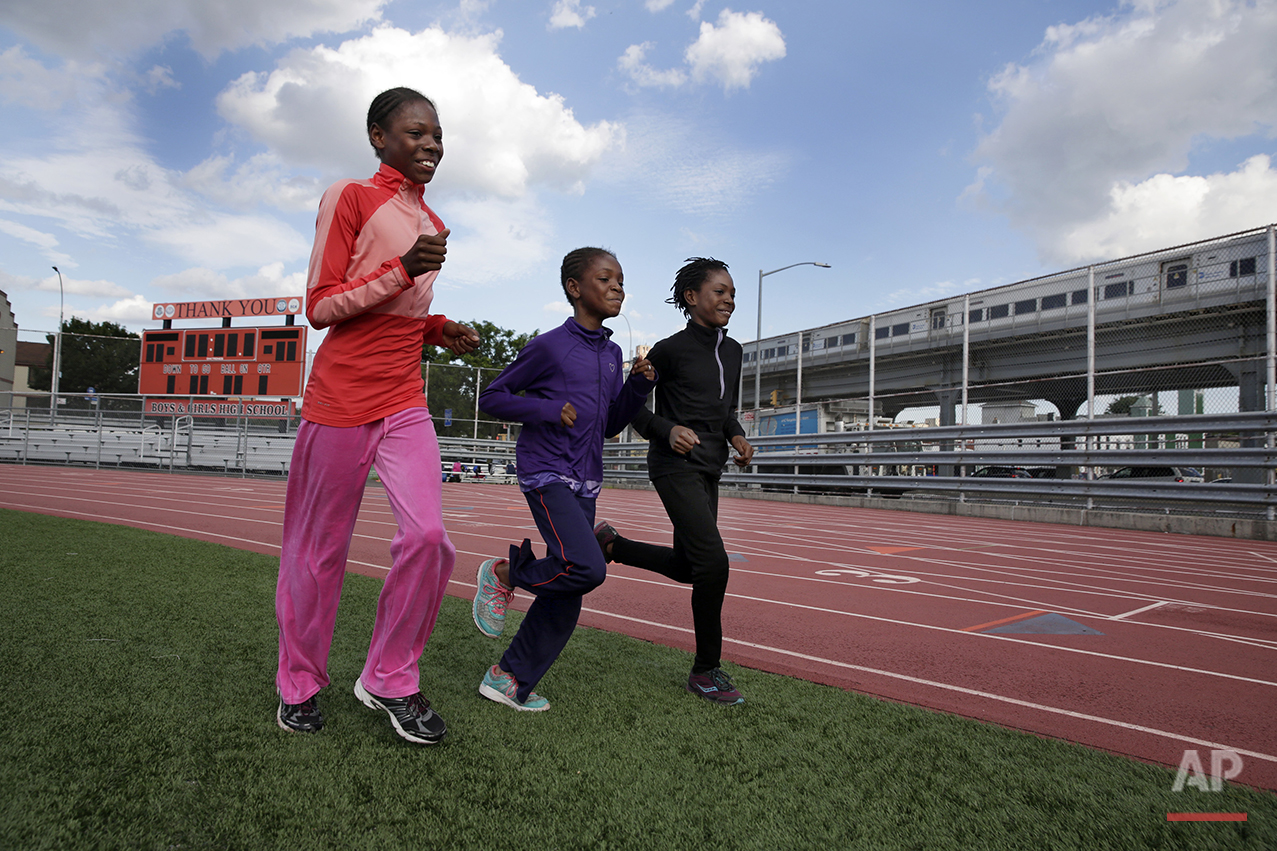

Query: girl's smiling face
[685,269,736,328]
[370,100,443,185]
[567,253,625,330]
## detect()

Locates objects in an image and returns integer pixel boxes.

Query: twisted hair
[366,87,436,157]
[668,257,730,316]
[560,247,616,304]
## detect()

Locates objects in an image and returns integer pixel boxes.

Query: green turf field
[2,507,1273,850]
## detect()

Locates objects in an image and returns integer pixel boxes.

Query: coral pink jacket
[301,163,451,427]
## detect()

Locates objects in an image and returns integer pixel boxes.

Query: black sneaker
[354,678,446,744]
[593,521,619,563]
[277,694,324,732]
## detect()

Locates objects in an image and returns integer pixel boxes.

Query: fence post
[1267,224,1275,519]
[474,365,481,440]
[868,315,876,431]
[1086,265,1096,510]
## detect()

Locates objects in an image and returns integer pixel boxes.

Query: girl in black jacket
[594,257,755,704]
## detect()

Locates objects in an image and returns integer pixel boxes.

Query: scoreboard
[138,326,307,397]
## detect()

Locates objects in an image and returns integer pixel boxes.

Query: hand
[400,228,450,278]
[731,435,754,467]
[560,402,577,428]
[669,425,700,455]
[631,357,655,381]
[442,321,480,355]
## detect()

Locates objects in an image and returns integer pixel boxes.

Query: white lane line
[578,604,1277,767]
[1110,600,1169,620]
[599,572,1277,688]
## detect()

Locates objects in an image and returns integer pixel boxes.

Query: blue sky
[2,0,1276,360]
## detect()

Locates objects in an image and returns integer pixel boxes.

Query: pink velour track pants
[275,407,456,704]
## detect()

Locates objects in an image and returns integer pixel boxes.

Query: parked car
[1098,466,1204,483]
[969,466,1033,478]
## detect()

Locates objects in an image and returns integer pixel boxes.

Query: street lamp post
[754,262,831,436]
[50,266,64,424]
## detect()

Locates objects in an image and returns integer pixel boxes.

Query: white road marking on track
[601,572,1277,688]
[576,604,1277,766]
[1110,601,1168,620]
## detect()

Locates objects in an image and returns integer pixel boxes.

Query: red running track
[3,464,1275,790]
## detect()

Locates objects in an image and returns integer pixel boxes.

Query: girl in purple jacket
[471,247,656,710]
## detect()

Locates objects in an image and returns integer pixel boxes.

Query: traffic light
[769,389,781,406]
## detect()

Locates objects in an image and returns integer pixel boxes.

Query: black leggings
[610,471,729,674]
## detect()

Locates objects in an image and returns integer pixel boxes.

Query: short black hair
[667,257,730,316]
[366,87,437,158]
[560,247,616,304]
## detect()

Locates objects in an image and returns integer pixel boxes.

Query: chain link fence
[742,226,1275,480]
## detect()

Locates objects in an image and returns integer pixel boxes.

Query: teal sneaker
[473,558,514,638]
[479,664,549,712]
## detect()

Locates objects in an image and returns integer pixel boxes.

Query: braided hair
[560,247,616,304]
[667,257,730,316]
[366,87,437,158]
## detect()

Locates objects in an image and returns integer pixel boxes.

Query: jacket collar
[684,320,726,345]
[373,162,425,200]
[565,317,614,346]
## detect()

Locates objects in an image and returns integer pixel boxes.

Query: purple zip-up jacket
[479,318,656,497]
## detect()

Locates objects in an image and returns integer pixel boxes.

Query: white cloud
[548,0,596,30]
[1060,154,1277,259]
[686,0,707,21]
[182,153,323,213]
[598,109,787,217]
[0,45,92,110]
[685,9,785,91]
[0,219,60,251]
[0,0,387,59]
[618,43,688,89]
[80,294,159,327]
[972,0,1277,263]
[431,195,556,289]
[645,0,677,10]
[543,300,573,316]
[145,213,310,269]
[216,26,621,198]
[150,262,307,300]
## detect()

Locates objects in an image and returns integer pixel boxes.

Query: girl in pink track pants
[274,86,480,744]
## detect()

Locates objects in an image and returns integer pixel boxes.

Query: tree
[27,318,141,395]
[1105,395,1157,416]
[422,320,536,439]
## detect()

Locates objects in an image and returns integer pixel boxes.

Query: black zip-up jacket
[631,321,746,478]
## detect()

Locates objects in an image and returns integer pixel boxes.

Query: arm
[604,357,657,437]
[305,183,449,329]
[477,340,564,425]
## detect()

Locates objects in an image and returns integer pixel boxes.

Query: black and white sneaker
[354,678,447,744]
[277,694,324,733]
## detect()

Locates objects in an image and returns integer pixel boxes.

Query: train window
[841,333,856,346]
[1040,293,1067,310]
[1014,298,1037,314]
[811,338,824,351]
[930,308,947,330]
[1071,289,1088,305]
[764,347,776,358]
[875,326,890,340]
[1104,281,1132,299]
[891,322,910,336]
[1164,261,1189,288]
[988,304,1009,319]
[1230,257,1257,277]
[968,308,983,323]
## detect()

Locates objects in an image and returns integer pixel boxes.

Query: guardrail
[602,412,1277,517]
[4,402,1274,517]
